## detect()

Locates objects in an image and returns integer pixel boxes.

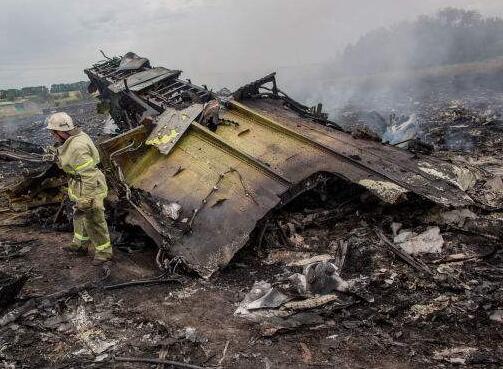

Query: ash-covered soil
[1,91,503,368]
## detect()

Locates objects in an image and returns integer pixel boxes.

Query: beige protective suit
[56,129,112,260]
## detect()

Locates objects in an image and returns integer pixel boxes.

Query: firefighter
[46,112,112,265]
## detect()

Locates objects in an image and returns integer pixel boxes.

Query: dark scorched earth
[0,83,503,369]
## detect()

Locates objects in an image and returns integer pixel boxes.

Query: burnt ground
[1,97,503,369]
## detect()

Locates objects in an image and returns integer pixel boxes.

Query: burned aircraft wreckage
[2,53,480,277]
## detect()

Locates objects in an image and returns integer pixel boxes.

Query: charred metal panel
[108,67,181,94]
[86,53,475,277]
[85,54,213,132]
[229,99,473,207]
[99,100,473,277]
[100,122,289,277]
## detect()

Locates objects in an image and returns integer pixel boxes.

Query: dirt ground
[1,100,503,368]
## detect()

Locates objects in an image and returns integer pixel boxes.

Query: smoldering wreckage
[0,52,502,368]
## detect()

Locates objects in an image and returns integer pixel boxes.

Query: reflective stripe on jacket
[56,130,108,202]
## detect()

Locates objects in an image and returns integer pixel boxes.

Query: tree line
[339,8,503,75]
[0,81,89,100]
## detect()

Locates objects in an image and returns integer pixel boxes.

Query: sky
[1,0,502,90]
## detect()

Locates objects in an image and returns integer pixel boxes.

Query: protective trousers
[71,197,112,260]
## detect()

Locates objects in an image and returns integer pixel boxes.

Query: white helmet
[46,112,75,131]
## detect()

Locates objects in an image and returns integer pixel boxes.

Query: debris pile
[0,52,502,368]
[419,101,503,154]
[228,182,503,364]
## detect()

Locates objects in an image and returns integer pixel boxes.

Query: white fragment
[94,354,109,362]
[489,310,503,323]
[395,227,444,255]
[79,290,94,303]
[485,176,503,193]
[287,254,333,267]
[419,166,452,182]
[102,114,118,134]
[391,222,402,236]
[72,305,117,355]
[382,113,418,146]
[440,208,478,227]
[162,202,182,220]
[433,346,476,365]
[358,179,408,203]
[453,166,477,191]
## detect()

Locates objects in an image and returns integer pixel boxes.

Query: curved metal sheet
[102,98,473,278]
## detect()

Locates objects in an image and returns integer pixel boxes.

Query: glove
[42,146,57,162]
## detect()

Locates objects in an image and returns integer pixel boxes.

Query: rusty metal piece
[37,53,478,277]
